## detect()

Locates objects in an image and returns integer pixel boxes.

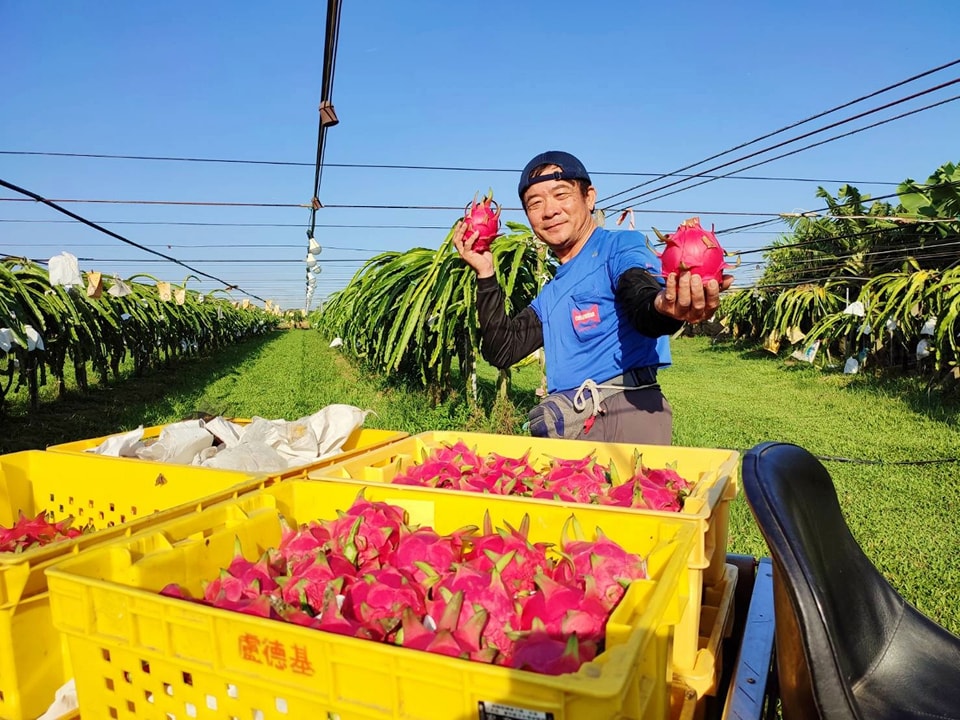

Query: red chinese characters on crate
[160,495,649,676]
[391,442,694,511]
[0,511,92,553]
[236,633,315,675]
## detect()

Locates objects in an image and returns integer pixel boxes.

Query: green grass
[3,330,959,634]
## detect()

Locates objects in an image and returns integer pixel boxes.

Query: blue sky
[2,1,959,310]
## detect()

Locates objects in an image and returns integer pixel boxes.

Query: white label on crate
[477,701,554,720]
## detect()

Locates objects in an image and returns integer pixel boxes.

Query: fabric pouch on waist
[527,389,593,439]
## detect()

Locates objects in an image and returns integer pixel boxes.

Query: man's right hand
[452,220,495,278]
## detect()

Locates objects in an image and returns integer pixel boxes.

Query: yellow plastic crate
[299,431,739,672]
[0,451,265,720]
[673,564,738,699]
[46,479,697,720]
[46,421,407,472]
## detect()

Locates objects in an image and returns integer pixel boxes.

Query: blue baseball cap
[517,151,592,201]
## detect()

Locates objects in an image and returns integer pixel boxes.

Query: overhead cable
[629,92,960,208]
[597,57,960,206]
[603,78,960,212]
[0,178,266,302]
[0,150,905,186]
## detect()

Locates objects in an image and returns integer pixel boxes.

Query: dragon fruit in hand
[463,190,501,253]
[653,216,732,283]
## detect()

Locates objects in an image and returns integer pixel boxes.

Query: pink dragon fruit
[555,532,648,612]
[518,574,607,642]
[462,515,553,595]
[508,633,597,676]
[401,590,493,660]
[280,552,356,611]
[462,190,501,253]
[432,559,520,656]
[391,526,472,585]
[652,216,733,284]
[343,567,427,636]
[538,457,609,504]
[314,591,382,641]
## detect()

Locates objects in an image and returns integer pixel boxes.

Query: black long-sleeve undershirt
[615,267,685,338]
[475,269,682,370]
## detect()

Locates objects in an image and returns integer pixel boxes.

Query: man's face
[522,166,597,254]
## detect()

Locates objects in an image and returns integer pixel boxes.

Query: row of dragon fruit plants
[316,212,553,403]
[717,161,960,382]
[0,255,281,411]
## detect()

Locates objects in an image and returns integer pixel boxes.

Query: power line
[0,218,791,237]
[0,219,453,230]
[0,197,310,208]
[597,57,960,206]
[0,150,905,186]
[603,77,960,212]
[733,225,898,256]
[0,178,266,303]
[716,176,960,238]
[0,240,382,252]
[633,92,960,208]
[0,196,787,216]
[68,258,372,264]
[760,239,960,268]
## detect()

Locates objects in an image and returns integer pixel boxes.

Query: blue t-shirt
[530,227,668,393]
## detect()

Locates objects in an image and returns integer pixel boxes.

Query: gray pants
[574,388,673,445]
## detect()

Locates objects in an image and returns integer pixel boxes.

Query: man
[453,150,733,444]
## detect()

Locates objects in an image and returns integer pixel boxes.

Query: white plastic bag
[48,252,83,287]
[24,325,44,351]
[135,420,214,465]
[308,404,370,458]
[86,426,145,457]
[842,301,865,317]
[202,416,245,448]
[200,441,288,472]
[238,417,317,466]
[37,678,78,720]
[107,276,133,297]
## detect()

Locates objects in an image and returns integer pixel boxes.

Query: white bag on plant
[0,328,14,353]
[48,252,83,287]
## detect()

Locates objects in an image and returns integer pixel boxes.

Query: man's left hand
[654,272,735,324]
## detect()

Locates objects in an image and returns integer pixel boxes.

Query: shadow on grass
[842,372,960,425]
[705,337,960,426]
[0,332,280,453]
[703,337,780,362]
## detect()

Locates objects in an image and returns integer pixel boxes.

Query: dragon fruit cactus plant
[159,494,652,677]
[462,190,502,253]
[651,216,736,284]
